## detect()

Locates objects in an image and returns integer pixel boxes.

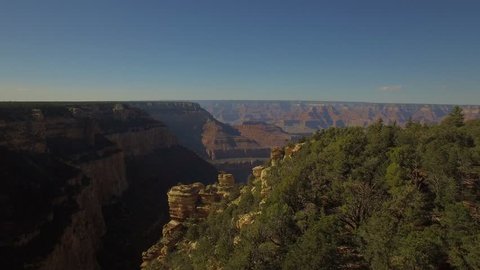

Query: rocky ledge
[140,142,306,269]
[141,172,236,269]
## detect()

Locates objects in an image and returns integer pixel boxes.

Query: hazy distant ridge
[197,101,480,134]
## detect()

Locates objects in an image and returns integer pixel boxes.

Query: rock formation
[167,183,205,221]
[0,103,139,270]
[198,100,480,135]
[129,102,274,182]
[234,121,292,148]
[139,140,308,269]
[141,172,236,269]
[0,102,217,270]
[129,102,269,161]
[251,144,303,198]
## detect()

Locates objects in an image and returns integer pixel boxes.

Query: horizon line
[0,99,479,107]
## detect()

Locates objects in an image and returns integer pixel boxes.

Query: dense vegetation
[158,107,480,269]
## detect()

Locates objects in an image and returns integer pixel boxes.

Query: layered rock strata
[168,183,205,221]
[140,142,307,269]
[234,121,293,148]
[129,102,276,182]
[198,100,480,135]
[130,102,270,161]
[0,102,181,270]
[141,173,236,269]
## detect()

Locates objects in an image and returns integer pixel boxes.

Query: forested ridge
[151,107,480,270]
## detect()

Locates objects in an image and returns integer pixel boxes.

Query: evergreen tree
[442,106,465,127]
[159,120,480,270]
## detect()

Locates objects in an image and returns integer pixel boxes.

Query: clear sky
[1,0,479,104]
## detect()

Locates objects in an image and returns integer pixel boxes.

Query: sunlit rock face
[141,172,236,269]
[167,183,204,221]
[166,173,236,222]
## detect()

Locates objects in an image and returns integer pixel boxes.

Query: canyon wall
[233,121,293,148]
[0,103,217,270]
[129,102,272,161]
[130,102,280,182]
[197,101,480,135]
[98,145,217,270]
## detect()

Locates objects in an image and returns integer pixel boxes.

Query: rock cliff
[201,119,270,160]
[0,147,96,270]
[198,100,480,135]
[0,102,217,270]
[130,102,273,182]
[140,144,305,269]
[140,172,236,269]
[98,146,217,270]
[233,121,293,148]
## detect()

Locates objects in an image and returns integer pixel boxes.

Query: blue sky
[1,0,479,104]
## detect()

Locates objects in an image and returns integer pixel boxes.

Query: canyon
[140,143,305,269]
[2,101,480,270]
[129,102,288,182]
[0,103,217,270]
[197,101,480,135]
